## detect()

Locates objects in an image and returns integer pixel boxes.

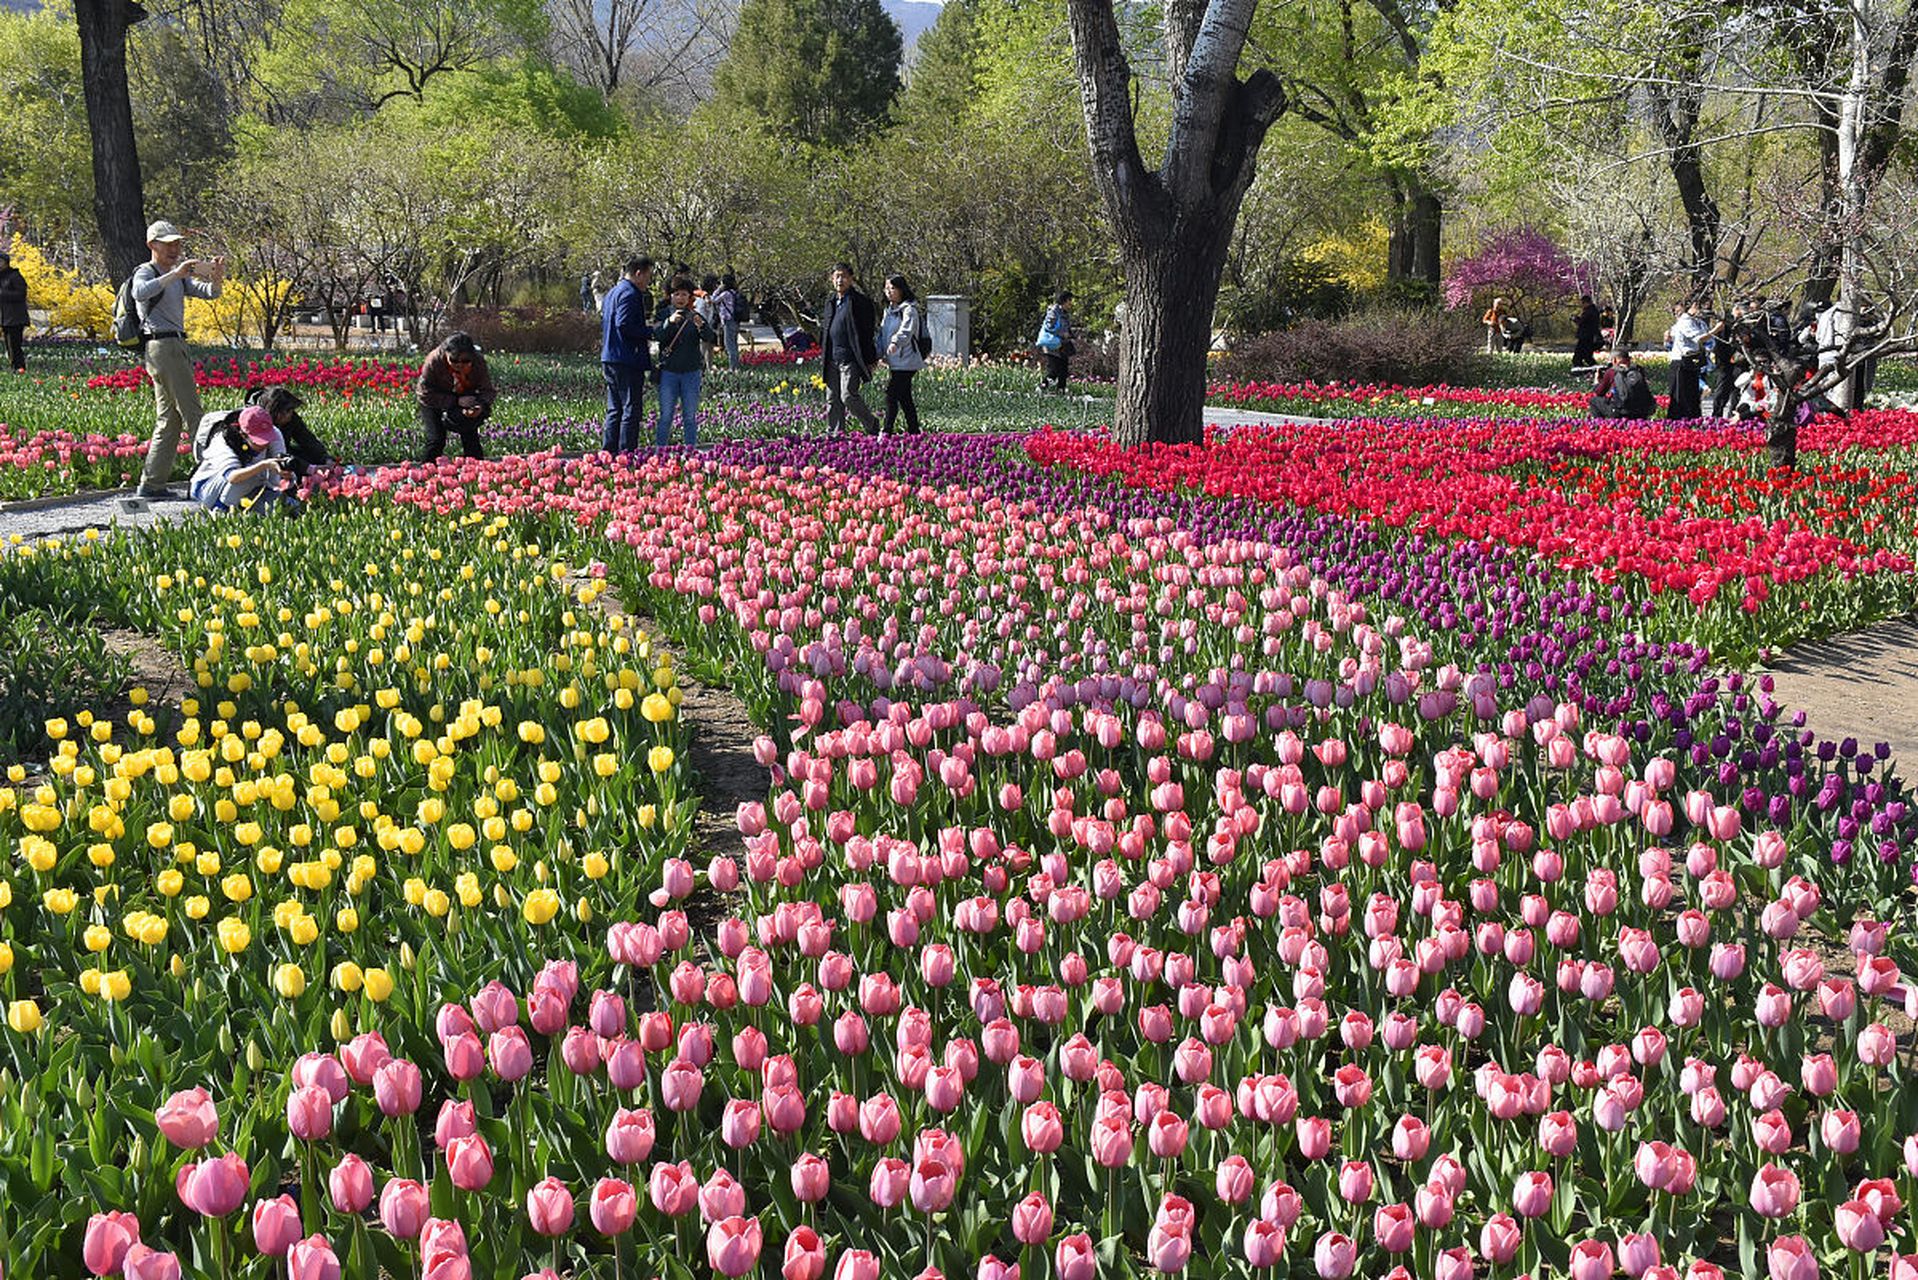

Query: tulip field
[4,373,1918,1279]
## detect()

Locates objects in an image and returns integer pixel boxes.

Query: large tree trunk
[1117,228,1235,445]
[74,0,149,282]
[1066,0,1285,446]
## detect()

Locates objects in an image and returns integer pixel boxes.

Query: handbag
[1034,312,1063,352]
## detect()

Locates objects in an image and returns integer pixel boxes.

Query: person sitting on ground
[189,405,297,513]
[1589,348,1656,420]
[416,331,496,461]
[244,384,332,479]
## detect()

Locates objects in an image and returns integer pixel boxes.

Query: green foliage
[404,59,631,141]
[0,6,94,245]
[712,0,904,147]
[0,595,127,765]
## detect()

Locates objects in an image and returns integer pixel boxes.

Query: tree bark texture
[75,0,149,283]
[1065,0,1284,446]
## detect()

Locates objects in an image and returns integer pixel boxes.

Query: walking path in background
[2,469,1912,787]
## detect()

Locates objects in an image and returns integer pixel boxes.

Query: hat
[146,220,185,244]
[238,406,278,448]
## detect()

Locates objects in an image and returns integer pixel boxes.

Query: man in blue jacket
[601,256,654,453]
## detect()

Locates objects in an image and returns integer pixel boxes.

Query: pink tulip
[722,1098,762,1148]
[120,1245,181,1280]
[1479,1213,1521,1264]
[176,1152,249,1217]
[526,1177,575,1237]
[372,1059,423,1117]
[155,1088,218,1150]
[1146,1222,1192,1273]
[1311,1231,1356,1279]
[791,1152,831,1202]
[1618,1233,1660,1276]
[591,1177,639,1235]
[606,1106,656,1164]
[488,1026,535,1081]
[1242,1219,1284,1267]
[708,1216,763,1278]
[835,1250,881,1280]
[251,1195,302,1257]
[1022,1101,1064,1154]
[977,1256,1018,1280]
[84,1210,141,1276]
[1011,1192,1054,1246]
[1568,1240,1615,1280]
[784,1227,827,1280]
[1373,1202,1414,1253]
[287,1235,340,1280]
[1056,1233,1097,1280]
[445,1134,494,1190]
[1766,1236,1817,1280]
[291,1052,350,1105]
[649,1161,699,1217]
[328,1155,373,1214]
[286,1085,334,1141]
[1835,1199,1884,1252]
[1750,1164,1800,1218]
[909,1154,958,1213]
[379,1179,429,1239]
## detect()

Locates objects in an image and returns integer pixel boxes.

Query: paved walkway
[1763,616,1918,776]
[0,489,199,544]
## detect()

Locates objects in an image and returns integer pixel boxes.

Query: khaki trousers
[142,337,202,489]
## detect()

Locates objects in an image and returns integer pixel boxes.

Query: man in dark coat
[1571,295,1603,369]
[820,262,880,434]
[0,250,29,374]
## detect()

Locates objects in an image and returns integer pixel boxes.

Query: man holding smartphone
[130,220,224,497]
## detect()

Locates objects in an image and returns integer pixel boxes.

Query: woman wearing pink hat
[189,404,297,512]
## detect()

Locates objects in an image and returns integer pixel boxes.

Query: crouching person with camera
[417,332,496,461]
[190,405,299,514]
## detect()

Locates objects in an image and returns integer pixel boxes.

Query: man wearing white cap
[130,220,224,497]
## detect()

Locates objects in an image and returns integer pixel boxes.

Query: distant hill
[885,0,942,50]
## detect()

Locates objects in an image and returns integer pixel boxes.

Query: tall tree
[712,0,903,147]
[73,0,149,280]
[1064,0,1286,444]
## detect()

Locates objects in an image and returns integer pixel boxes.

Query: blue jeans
[656,369,701,446]
[602,361,646,453]
[721,320,740,367]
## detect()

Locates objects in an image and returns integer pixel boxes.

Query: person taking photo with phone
[131,220,225,498]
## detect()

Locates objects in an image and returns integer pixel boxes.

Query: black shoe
[135,483,177,499]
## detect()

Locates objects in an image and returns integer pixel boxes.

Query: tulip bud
[247,1040,266,1071]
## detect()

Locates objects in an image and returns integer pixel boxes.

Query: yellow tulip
[7,999,43,1033]
[43,888,78,915]
[217,917,251,954]
[522,888,560,925]
[274,963,306,998]
[648,746,675,774]
[99,971,131,1002]
[333,961,364,993]
[363,967,394,1002]
[83,925,111,953]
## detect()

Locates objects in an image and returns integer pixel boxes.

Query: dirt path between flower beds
[1762,614,1918,777]
[574,581,759,874]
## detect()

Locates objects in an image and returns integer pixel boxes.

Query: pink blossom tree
[1442,227,1582,328]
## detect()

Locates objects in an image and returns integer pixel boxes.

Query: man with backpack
[125,220,224,497]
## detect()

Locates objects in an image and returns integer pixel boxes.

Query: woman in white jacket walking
[876,274,926,435]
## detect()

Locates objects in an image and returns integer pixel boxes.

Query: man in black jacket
[820,262,880,434]
[0,250,28,374]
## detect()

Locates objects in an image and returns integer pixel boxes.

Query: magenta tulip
[176,1152,249,1217]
